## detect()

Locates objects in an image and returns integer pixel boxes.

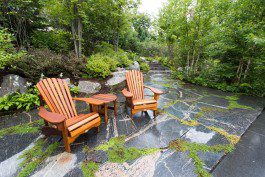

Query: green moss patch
[18,138,59,177]
[195,107,227,119]
[166,112,200,127]
[169,139,234,177]
[81,161,99,177]
[206,126,240,145]
[0,119,43,138]
[225,96,253,110]
[81,136,160,176]
[97,136,159,163]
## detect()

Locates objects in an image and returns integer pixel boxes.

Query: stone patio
[0,72,264,177]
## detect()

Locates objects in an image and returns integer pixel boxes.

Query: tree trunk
[77,17,82,58]
[236,58,244,81]
[243,58,252,79]
[194,46,202,72]
[71,21,78,58]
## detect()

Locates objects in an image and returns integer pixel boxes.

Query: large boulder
[78,80,101,94]
[106,70,126,86]
[129,61,140,71]
[0,74,28,97]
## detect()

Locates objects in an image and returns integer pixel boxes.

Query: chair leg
[153,110,156,117]
[61,123,71,153]
[95,126,100,133]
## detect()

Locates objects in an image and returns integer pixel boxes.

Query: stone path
[212,110,265,177]
[0,72,264,177]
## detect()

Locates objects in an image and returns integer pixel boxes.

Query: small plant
[0,90,39,112]
[70,86,79,95]
[140,62,150,73]
[81,161,99,177]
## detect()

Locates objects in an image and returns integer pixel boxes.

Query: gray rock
[0,74,28,97]
[64,78,75,88]
[106,70,126,86]
[140,57,147,62]
[129,61,140,71]
[78,80,101,94]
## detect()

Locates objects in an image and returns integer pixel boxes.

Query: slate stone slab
[126,118,190,149]
[154,150,197,177]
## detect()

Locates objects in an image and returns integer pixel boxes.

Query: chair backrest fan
[36,78,77,119]
[126,70,144,99]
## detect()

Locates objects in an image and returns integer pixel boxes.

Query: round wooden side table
[90,94,117,123]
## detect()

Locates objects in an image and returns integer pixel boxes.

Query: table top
[91,94,117,103]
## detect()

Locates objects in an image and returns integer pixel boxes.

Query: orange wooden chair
[122,70,163,118]
[36,78,103,152]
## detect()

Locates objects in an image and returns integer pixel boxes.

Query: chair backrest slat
[126,70,144,99]
[36,78,77,119]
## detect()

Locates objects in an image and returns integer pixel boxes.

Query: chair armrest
[73,97,104,106]
[122,89,133,98]
[144,85,164,95]
[38,106,65,124]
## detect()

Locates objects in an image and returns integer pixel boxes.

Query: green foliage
[0,88,39,112]
[0,120,43,138]
[0,28,26,69]
[96,136,159,163]
[86,54,112,78]
[70,86,80,95]
[31,30,72,53]
[140,63,150,73]
[18,139,59,177]
[95,42,133,68]
[13,49,85,82]
[159,0,265,97]
[81,162,99,177]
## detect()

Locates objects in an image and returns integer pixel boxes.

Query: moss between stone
[206,126,240,145]
[166,112,200,127]
[195,107,227,119]
[225,96,253,110]
[0,119,43,138]
[18,138,59,177]
[169,139,234,177]
[82,136,160,176]
[97,135,159,163]
[81,161,99,177]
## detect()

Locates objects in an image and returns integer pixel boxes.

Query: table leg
[104,104,108,124]
[114,100,117,116]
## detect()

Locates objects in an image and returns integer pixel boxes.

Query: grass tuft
[0,119,43,138]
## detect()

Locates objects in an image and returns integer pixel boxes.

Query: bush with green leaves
[86,54,112,78]
[140,63,150,73]
[0,88,39,112]
[31,30,72,53]
[13,49,85,82]
[0,28,26,69]
[95,42,133,68]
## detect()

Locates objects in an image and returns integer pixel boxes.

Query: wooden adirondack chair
[36,78,103,152]
[122,70,163,118]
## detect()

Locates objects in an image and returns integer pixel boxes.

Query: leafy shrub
[0,28,26,69]
[140,63,150,73]
[95,42,133,67]
[13,49,85,82]
[86,54,111,78]
[156,56,170,68]
[0,88,39,112]
[31,30,72,53]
